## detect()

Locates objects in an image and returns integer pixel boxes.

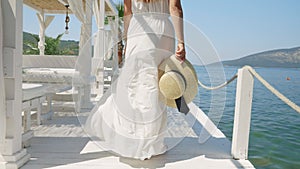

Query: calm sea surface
[194,66,300,169]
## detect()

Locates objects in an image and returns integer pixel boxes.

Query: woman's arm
[123,0,132,42]
[169,0,186,61]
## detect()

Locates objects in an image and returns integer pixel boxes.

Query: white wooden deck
[20,104,255,169]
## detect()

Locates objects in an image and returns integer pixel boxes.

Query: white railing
[231,67,254,160]
[198,65,300,160]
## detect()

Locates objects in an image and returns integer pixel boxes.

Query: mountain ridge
[222,47,300,68]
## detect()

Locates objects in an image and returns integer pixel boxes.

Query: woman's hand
[176,43,186,62]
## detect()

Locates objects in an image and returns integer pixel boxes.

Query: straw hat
[158,55,198,108]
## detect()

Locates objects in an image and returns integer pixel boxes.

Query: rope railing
[198,74,237,90]
[244,66,300,114]
[197,65,300,114]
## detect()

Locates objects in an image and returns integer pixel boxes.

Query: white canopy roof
[23,0,118,16]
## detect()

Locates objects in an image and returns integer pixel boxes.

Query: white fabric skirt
[85,14,176,160]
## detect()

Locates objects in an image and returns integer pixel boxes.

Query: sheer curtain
[91,0,104,96]
[68,0,93,109]
[68,0,86,50]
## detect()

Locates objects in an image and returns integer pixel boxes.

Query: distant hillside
[23,32,79,55]
[23,32,39,54]
[223,47,300,68]
[59,39,79,55]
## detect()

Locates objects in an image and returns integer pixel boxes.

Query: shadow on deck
[21,135,253,169]
[20,104,254,169]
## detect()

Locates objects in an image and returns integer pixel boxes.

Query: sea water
[194,66,300,169]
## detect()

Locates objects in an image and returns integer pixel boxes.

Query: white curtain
[68,0,90,52]
[93,0,118,70]
[68,0,92,77]
[92,0,105,67]
[36,12,54,55]
[107,16,119,69]
[0,0,6,144]
[68,0,93,109]
[91,0,105,96]
[92,0,102,63]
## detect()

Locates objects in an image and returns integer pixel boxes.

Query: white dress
[85,0,177,160]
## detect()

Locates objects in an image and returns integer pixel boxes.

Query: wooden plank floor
[21,104,255,169]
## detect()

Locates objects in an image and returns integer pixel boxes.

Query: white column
[36,12,54,55]
[231,67,254,160]
[0,0,30,168]
[0,0,6,154]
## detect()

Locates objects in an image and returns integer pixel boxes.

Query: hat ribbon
[167,70,189,115]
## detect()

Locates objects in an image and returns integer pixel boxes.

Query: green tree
[117,4,124,18]
[23,33,64,55]
[44,33,64,55]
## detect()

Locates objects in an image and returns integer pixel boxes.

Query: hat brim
[158,55,198,108]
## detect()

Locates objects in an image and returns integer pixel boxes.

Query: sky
[23,0,300,61]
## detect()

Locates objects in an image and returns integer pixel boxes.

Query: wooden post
[44,94,54,121]
[23,109,31,132]
[231,66,254,160]
[0,0,30,168]
[37,11,45,55]
[36,97,43,125]
[46,95,52,116]
[36,11,54,55]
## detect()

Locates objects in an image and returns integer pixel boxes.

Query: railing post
[231,66,254,160]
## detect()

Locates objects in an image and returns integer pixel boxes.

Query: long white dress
[85,0,177,160]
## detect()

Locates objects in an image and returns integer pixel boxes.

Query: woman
[85,0,186,160]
